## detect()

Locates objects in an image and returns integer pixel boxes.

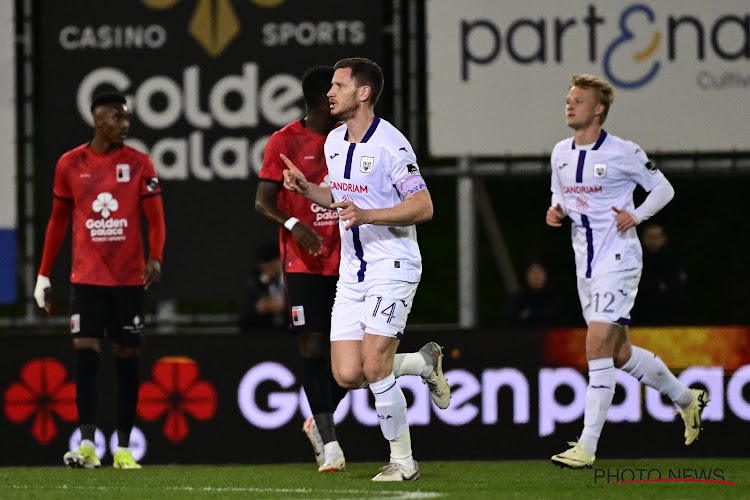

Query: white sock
[369,373,409,443]
[580,358,615,456]
[359,353,431,390]
[393,352,432,378]
[389,427,416,469]
[621,346,693,409]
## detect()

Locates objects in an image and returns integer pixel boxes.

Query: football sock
[370,373,409,442]
[389,426,416,469]
[580,358,615,456]
[621,346,693,409]
[329,370,349,409]
[304,358,339,444]
[76,348,100,442]
[314,412,337,445]
[393,352,433,378]
[115,356,139,448]
[358,352,431,390]
[79,429,96,447]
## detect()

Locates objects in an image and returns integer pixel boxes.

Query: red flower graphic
[137,356,217,443]
[4,358,77,444]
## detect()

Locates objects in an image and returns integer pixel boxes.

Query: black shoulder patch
[146,177,160,191]
[407,164,419,174]
[644,161,657,173]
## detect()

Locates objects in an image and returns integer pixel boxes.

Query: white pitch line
[9,484,444,498]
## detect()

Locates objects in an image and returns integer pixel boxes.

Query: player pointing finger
[611,206,639,232]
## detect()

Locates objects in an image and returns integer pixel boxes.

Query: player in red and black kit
[34,91,165,469]
[256,66,348,471]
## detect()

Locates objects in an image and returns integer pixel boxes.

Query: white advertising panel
[427,0,750,156]
[0,1,16,303]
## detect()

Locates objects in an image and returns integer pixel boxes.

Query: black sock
[115,356,139,448]
[76,349,100,442]
[330,371,348,409]
[303,358,338,443]
[313,412,336,444]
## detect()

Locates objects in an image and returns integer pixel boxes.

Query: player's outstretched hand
[331,201,370,230]
[291,223,323,256]
[280,154,309,194]
[611,206,638,232]
[546,203,565,227]
[144,259,162,290]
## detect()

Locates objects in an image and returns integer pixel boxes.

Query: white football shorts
[577,269,641,326]
[330,279,419,341]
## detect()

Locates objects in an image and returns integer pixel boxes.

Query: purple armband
[396,175,427,199]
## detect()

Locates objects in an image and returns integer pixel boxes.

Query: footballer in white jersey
[550,130,667,279]
[548,75,702,470]
[325,117,423,285]
[282,59,447,482]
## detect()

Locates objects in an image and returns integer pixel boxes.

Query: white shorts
[330,279,419,341]
[577,269,641,326]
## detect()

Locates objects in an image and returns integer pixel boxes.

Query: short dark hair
[302,66,334,107]
[333,57,384,106]
[90,91,127,113]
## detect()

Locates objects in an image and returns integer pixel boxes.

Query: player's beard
[332,100,358,121]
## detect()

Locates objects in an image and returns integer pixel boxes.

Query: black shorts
[70,284,145,347]
[285,273,337,334]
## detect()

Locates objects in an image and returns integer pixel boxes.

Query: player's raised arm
[280,154,333,208]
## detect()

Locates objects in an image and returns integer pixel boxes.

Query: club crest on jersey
[116,164,130,182]
[593,163,607,178]
[360,156,374,173]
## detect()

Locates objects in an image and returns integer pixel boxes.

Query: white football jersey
[325,117,423,284]
[550,130,665,277]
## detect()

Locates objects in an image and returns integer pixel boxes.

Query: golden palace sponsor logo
[142,0,286,57]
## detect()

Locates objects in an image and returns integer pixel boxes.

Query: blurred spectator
[505,259,562,327]
[632,223,686,325]
[239,242,286,332]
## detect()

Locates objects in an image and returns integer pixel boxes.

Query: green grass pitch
[2,459,747,499]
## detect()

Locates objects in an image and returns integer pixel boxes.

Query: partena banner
[427,0,749,156]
